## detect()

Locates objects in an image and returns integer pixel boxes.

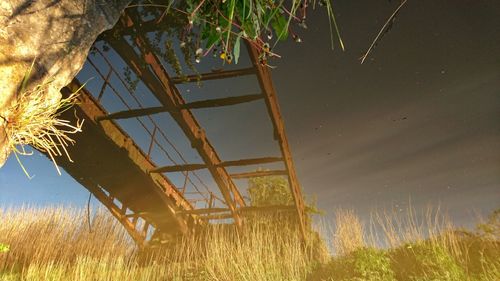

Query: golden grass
[2,63,83,177]
[332,209,366,256]
[0,206,498,281]
[0,207,317,281]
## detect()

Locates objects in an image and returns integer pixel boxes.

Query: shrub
[390,242,466,281]
[308,247,396,281]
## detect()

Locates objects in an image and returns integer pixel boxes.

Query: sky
[0,0,499,229]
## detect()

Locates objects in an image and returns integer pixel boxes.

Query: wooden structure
[56,9,307,247]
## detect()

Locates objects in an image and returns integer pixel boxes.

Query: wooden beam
[182,94,263,109]
[96,106,167,121]
[177,207,230,215]
[97,94,263,121]
[246,42,308,240]
[230,170,288,179]
[124,212,151,218]
[221,156,283,167]
[239,205,296,213]
[84,182,147,247]
[150,163,207,173]
[171,67,256,84]
[150,156,283,173]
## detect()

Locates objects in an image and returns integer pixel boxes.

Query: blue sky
[1,0,499,231]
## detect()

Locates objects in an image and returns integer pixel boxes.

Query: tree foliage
[248,174,294,206]
[246,172,322,215]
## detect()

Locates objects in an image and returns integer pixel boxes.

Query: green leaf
[233,34,242,64]
[21,59,36,93]
[263,7,280,28]
[242,18,258,39]
[271,13,289,41]
[203,25,220,49]
[236,0,251,22]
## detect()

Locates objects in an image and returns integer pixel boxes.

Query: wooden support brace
[171,67,256,84]
[96,106,168,121]
[246,41,308,240]
[150,156,283,173]
[96,94,263,121]
[86,184,146,246]
[182,94,264,109]
[230,170,288,179]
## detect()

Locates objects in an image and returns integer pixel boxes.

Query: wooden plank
[221,156,283,167]
[182,94,263,109]
[150,156,283,173]
[97,94,262,121]
[171,68,256,84]
[150,163,207,173]
[230,170,288,179]
[96,106,167,121]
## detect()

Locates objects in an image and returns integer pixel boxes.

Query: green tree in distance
[247,172,322,214]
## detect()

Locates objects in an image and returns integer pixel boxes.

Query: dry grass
[0,206,498,281]
[2,63,83,177]
[332,209,366,256]
[312,207,500,281]
[0,207,317,281]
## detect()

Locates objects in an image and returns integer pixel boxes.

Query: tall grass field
[0,206,498,281]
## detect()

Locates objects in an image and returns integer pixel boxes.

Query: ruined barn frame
[58,8,307,247]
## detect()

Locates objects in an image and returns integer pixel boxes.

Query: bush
[308,247,396,281]
[390,242,466,281]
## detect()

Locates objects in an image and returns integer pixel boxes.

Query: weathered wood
[150,156,283,173]
[83,181,146,247]
[172,68,256,84]
[230,170,288,179]
[96,106,168,121]
[150,163,208,173]
[221,157,283,167]
[182,94,264,109]
[109,12,246,229]
[61,82,194,237]
[246,42,308,240]
[97,94,263,121]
